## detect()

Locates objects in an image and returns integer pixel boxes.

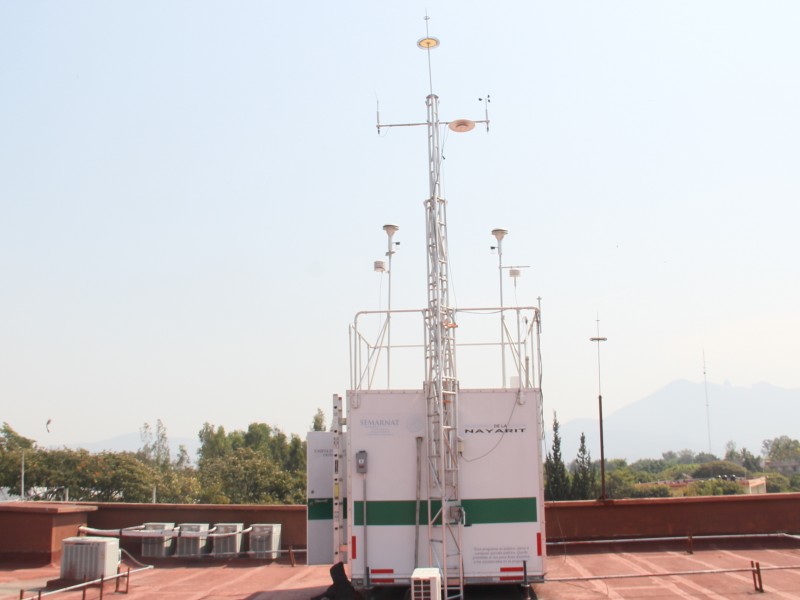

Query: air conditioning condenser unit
[411,568,442,600]
[61,537,119,582]
[249,524,282,559]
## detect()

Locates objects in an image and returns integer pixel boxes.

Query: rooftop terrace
[3,537,800,600]
[2,495,800,599]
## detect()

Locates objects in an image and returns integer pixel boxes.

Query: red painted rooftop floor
[0,559,334,600]
[2,538,800,599]
[534,537,800,599]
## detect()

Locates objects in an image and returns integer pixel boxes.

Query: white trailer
[307,301,547,588]
[346,388,545,587]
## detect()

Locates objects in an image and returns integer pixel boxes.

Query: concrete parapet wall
[544,493,800,541]
[0,503,96,563]
[4,494,800,564]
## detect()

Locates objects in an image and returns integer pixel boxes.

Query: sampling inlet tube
[363,472,369,589]
[356,450,369,589]
[415,436,423,568]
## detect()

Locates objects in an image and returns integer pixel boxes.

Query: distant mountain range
[558,380,800,462]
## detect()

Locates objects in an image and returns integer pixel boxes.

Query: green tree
[694,452,718,464]
[0,424,37,491]
[138,420,171,470]
[570,433,597,500]
[154,467,201,503]
[740,448,761,472]
[691,461,746,480]
[725,441,761,472]
[661,449,697,466]
[765,472,791,493]
[195,420,309,505]
[19,448,87,500]
[312,409,326,432]
[285,435,305,473]
[244,423,274,453]
[0,423,35,452]
[606,466,636,499]
[89,452,154,502]
[544,413,570,501]
[175,445,192,470]
[605,458,629,471]
[685,479,742,496]
[724,440,738,461]
[628,484,671,498]
[18,448,155,502]
[630,458,667,475]
[199,448,285,504]
[660,464,698,482]
[268,428,289,467]
[763,436,800,463]
[198,423,233,463]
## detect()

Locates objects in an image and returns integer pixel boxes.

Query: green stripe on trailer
[307,498,349,521]
[307,498,332,520]
[352,500,440,526]
[353,497,536,526]
[462,497,537,524]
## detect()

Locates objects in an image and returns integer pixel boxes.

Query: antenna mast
[703,350,712,455]
[376,17,488,600]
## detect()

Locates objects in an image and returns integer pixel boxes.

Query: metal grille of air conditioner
[411,568,442,600]
[61,537,119,581]
[175,523,209,557]
[211,523,243,556]
[249,524,282,559]
[141,522,174,558]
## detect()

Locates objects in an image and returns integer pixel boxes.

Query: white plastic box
[61,537,119,581]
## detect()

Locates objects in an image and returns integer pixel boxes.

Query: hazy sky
[2,2,799,455]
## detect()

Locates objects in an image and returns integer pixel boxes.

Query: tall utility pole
[703,349,712,455]
[375,18,488,599]
[590,316,608,500]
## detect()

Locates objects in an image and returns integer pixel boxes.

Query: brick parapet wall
[4,494,800,563]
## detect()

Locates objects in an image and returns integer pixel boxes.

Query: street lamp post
[590,317,608,500]
[491,228,508,387]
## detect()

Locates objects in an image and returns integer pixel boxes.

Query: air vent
[411,567,441,600]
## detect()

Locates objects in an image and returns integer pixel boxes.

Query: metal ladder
[332,394,346,564]
[423,89,464,600]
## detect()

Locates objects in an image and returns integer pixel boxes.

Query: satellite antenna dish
[417,37,440,49]
[448,119,475,133]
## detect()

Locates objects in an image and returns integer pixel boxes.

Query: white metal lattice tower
[376,22,488,600]
[423,88,462,599]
